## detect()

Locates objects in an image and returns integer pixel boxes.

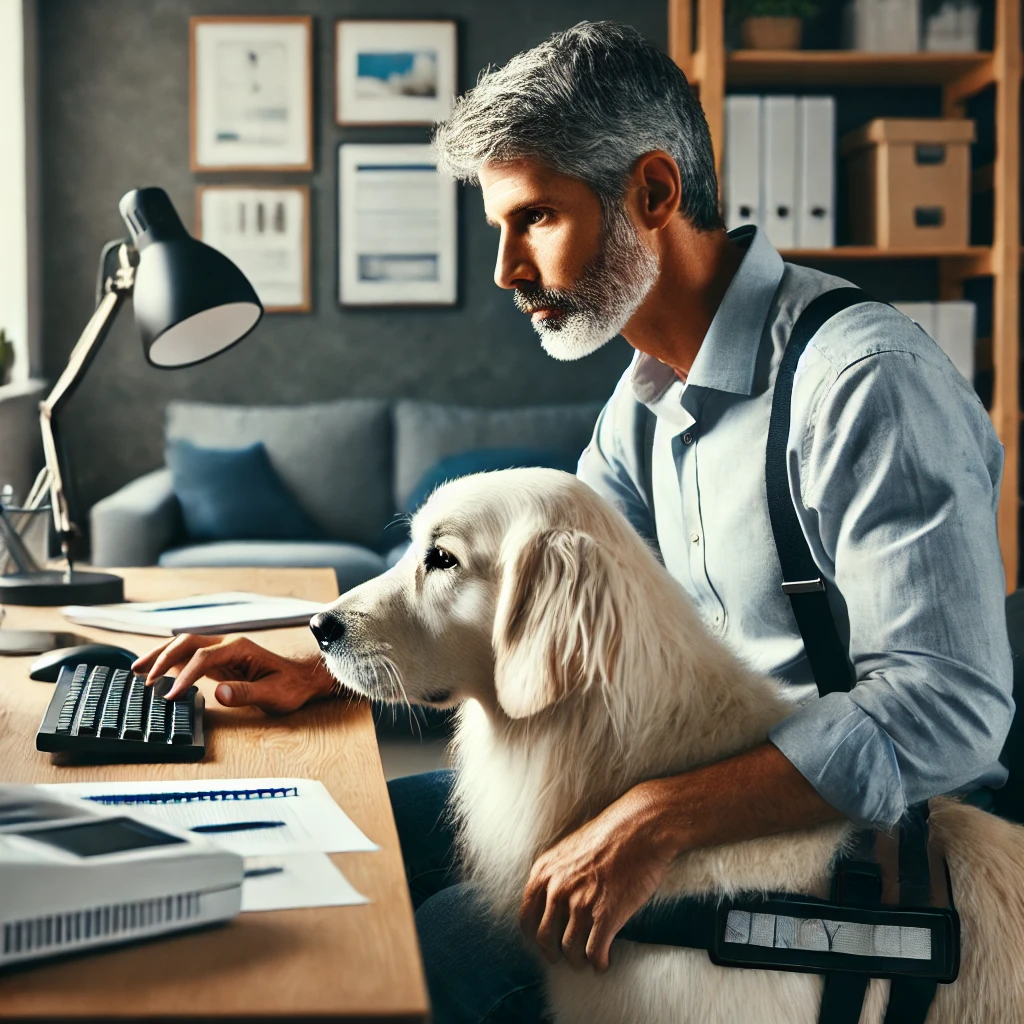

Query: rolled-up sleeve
[577,370,657,545]
[769,348,1015,828]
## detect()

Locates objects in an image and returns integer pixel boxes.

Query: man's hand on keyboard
[132,635,338,715]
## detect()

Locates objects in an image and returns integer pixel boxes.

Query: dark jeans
[388,769,549,1024]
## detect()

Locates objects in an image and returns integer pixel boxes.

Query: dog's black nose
[310,612,346,651]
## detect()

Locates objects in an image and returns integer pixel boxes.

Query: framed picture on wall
[191,16,313,171]
[335,20,457,126]
[338,144,456,306]
[197,185,311,312]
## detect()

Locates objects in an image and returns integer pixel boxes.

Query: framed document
[335,20,456,126]
[338,144,457,307]
[197,186,311,313]
[191,16,313,172]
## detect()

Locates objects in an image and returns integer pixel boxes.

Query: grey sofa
[90,398,603,593]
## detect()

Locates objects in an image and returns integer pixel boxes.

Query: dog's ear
[491,527,622,719]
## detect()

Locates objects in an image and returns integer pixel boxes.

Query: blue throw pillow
[402,447,580,516]
[166,438,324,542]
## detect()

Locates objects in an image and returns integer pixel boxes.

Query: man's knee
[417,884,547,1024]
[388,769,458,908]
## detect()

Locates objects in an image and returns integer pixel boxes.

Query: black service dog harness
[626,288,960,1024]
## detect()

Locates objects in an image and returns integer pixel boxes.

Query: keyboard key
[121,676,146,740]
[74,667,110,735]
[145,691,169,743]
[169,695,194,745]
[56,665,89,733]
[99,669,129,737]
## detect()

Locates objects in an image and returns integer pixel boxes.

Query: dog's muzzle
[310,611,346,652]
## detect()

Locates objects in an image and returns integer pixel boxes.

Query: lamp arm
[39,243,136,562]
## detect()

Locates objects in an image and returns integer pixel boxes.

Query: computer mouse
[29,644,139,683]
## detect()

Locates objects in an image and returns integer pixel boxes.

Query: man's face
[480,159,658,361]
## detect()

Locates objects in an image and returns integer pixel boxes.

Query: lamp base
[0,570,124,607]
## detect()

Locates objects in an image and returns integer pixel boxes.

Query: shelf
[720,51,993,88]
[779,246,991,273]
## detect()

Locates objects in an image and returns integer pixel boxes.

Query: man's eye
[425,546,459,571]
[525,210,545,225]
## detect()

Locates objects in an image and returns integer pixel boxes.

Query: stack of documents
[724,95,835,250]
[62,592,327,637]
[43,777,378,913]
[892,301,977,383]
[843,0,920,51]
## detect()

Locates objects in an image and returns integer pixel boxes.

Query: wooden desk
[0,567,429,1023]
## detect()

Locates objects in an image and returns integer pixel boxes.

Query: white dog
[320,467,1024,1024]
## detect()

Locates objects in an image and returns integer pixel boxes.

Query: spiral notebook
[41,778,377,913]
[42,777,378,856]
[61,592,326,637]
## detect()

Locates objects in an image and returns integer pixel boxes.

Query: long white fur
[324,467,1024,1024]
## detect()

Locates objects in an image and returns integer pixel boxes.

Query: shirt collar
[630,226,785,408]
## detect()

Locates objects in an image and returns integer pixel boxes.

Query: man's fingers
[162,642,240,699]
[519,875,549,944]
[139,634,223,687]
[560,904,594,970]
[585,913,616,974]
[534,894,570,965]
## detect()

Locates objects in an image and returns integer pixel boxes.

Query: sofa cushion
[392,400,603,509]
[158,540,386,595]
[166,439,324,543]
[166,399,391,548]
[403,447,580,515]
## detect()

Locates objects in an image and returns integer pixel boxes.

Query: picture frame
[338,144,457,307]
[190,16,313,172]
[197,185,311,313]
[335,20,457,126]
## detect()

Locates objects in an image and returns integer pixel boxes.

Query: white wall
[0,0,34,382]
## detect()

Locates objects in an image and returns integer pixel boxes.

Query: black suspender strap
[765,287,870,697]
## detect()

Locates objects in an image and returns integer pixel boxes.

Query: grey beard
[514,203,659,361]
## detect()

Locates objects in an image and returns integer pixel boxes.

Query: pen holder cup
[0,502,52,576]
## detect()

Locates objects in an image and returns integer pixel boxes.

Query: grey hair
[432,21,722,231]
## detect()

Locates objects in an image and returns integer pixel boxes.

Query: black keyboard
[36,664,205,762]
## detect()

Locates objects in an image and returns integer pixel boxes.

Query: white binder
[762,96,798,250]
[893,301,938,340]
[796,97,835,249]
[724,96,763,231]
[934,300,976,383]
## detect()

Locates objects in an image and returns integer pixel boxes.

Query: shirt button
[690,532,701,544]
[682,431,694,445]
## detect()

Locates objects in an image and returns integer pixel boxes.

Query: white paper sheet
[42,777,379,856]
[242,853,368,912]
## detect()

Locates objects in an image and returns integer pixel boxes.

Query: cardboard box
[840,118,975,248]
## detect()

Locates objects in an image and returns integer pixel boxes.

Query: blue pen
[191,820,285,834]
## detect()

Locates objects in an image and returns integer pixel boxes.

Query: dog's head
[311,468,633,720]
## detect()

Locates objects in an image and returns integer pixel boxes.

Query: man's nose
[310,612,346,651]
[494,236,535,291]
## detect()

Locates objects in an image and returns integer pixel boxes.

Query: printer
[0,784,243,968]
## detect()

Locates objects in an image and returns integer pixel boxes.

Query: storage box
[840,119,974,248]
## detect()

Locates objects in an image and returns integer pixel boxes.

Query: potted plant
[731,0,819,50]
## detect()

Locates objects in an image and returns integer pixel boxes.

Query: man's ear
[631,150,682,230]
[491,526,622,719]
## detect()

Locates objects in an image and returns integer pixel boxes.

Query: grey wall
[38,0,666,526]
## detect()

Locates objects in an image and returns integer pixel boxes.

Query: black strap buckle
[709,896,960,984]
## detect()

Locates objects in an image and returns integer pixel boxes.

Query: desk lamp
[0,187,263,606]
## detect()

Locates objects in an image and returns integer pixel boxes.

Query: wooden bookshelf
[718,51,993,87]
[669,0,1022,586]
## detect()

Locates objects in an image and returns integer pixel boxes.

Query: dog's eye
[424,545,458,572]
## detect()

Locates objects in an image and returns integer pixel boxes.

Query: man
[137,21,1014,1024]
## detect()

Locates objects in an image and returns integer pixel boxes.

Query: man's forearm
[640,742,845,859]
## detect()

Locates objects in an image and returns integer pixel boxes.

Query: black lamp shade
[118,188,263,368]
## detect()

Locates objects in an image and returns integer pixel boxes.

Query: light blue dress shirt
[578,225,1014,829]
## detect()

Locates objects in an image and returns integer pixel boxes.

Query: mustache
[513,286,584,316]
